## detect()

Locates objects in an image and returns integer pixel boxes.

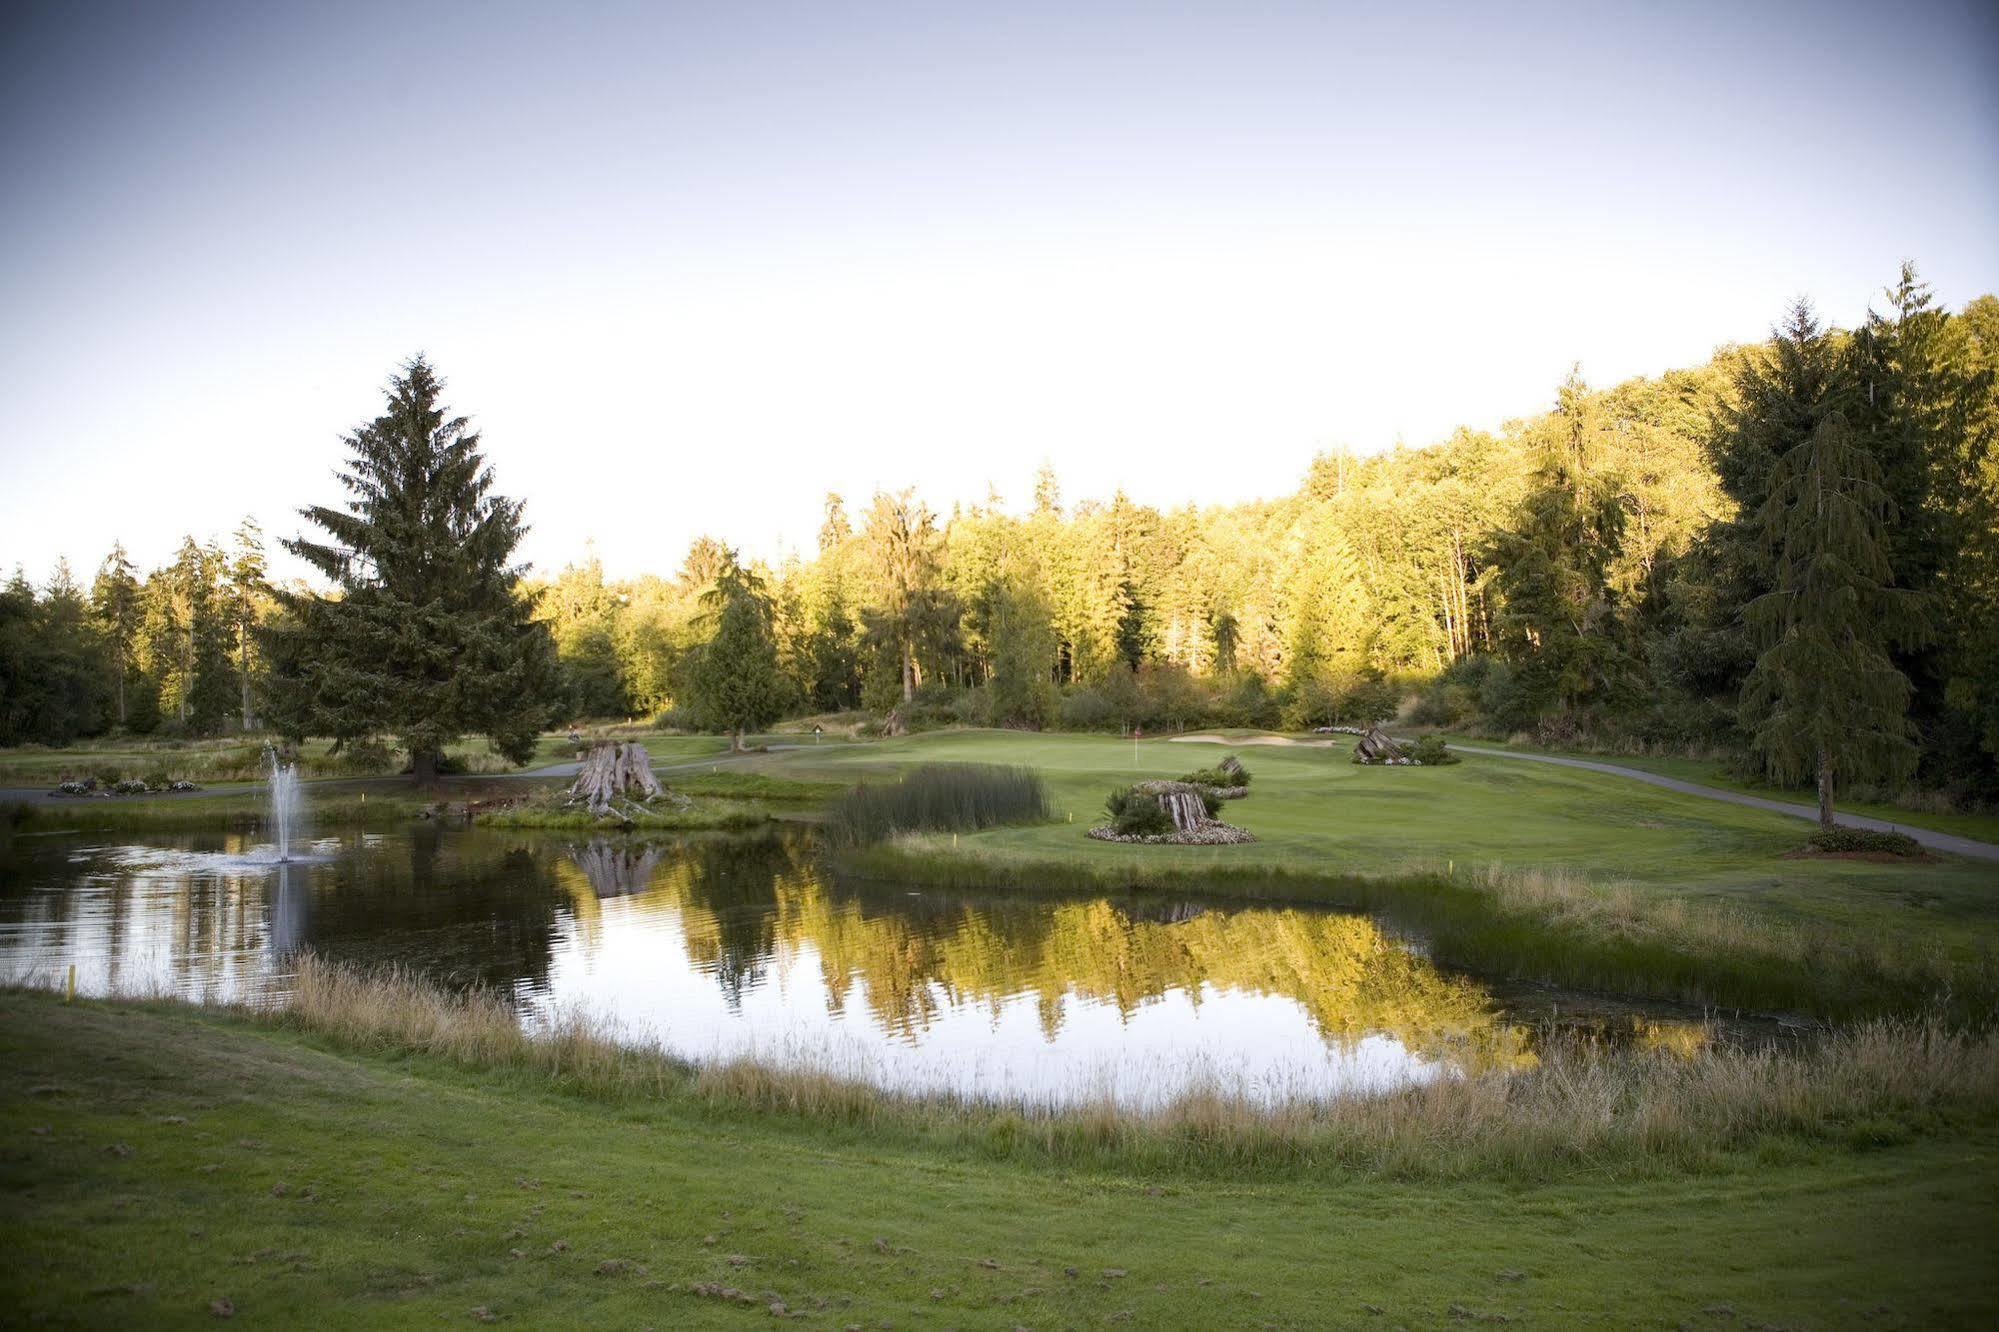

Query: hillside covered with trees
[4,267,1995,805]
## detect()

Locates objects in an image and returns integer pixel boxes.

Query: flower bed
[1086,821,1257,845]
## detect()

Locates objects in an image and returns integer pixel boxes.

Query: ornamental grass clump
[828,763,1048,846]
[1103,786,1174,837]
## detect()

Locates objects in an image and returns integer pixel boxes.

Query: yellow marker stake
[66,963,75,1004]
[952,833,958,848]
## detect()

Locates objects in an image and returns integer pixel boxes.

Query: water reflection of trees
[548,834,1535,1067]
[298,825,571,993]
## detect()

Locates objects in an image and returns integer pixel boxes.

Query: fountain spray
[264,744,300,863]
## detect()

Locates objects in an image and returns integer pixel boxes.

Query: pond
[0,826,1725,1109]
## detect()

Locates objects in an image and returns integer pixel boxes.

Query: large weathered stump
[567,741,664,816]
[1353,726,1407,764]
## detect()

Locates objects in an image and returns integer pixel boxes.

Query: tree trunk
[901,639,916,702]
[240,636,254,731]
[412,748,439,787]
[1816,745,1835,831]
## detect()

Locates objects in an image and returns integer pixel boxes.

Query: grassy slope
[730,730,1999,954]
[3,994,1993,1330]
[1435,732,1999,843]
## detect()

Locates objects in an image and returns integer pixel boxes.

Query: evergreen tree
[0,565,108,745]
[1742,398,1924,829]
[987,564,1059,728]
[90,542,142,727]
[1487,369,1633,721]
[227,518,268,729]
[1943,295,1999,768]
[262,357,557,780]
[1850,266,1995,780]
[540,554,630,718]
[689,555,789,748]
[859,489,951,703]
[141,537,235,733]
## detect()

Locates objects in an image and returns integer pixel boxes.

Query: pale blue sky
[2,0,1995,582]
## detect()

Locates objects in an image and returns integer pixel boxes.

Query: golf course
[4,726,1996,1327]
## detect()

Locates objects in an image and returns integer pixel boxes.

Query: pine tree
[262,357,557,780]
[1741,309,1926,828]
[689,555,788,748]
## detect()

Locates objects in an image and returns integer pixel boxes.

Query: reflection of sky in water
[0,829,1706,1110]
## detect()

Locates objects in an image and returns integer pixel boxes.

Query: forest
[4,266,1995,805]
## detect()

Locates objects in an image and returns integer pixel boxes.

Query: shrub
[1410,735,1459,766]
[1179,760,1250,789]
[1102,786,1172,837]
[1807,826,1923,857]
[828,764,1048,846]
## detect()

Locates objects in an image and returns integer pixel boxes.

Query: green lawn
[728,729,1999,955]
[3,993,1993,1329]
[1436,731,1999,844]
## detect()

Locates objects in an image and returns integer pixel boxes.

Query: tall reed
[827,763,1048,846]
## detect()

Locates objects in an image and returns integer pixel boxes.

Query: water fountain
[264,744,301,863]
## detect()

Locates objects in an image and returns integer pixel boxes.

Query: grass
[1,789,430,836]
[1436,730,1999,843]
[733,730,1999,958]
[0,729,739,789]
[664,770,844,802]
[2,979,1995,1326]
[826,762,1049,846]
[473,795,774,832]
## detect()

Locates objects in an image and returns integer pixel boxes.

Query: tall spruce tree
[262,357,556,781]
[689,555,788,749]
[1740,307,1925,828]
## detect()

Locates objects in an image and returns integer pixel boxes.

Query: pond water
[0,826,1723,1108]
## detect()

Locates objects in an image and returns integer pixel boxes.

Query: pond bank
[834,838,1996,1023]
[6,987,1993,1327]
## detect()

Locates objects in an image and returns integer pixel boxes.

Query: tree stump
[567,741,664,816]
[1354,726,1406,764]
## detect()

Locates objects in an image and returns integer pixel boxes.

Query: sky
[2,0,1995,585]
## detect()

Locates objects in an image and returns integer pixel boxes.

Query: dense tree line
[0,526,269,745]
[3,267,1994,806]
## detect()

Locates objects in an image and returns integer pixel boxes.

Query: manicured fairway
[727,730,1999,955]
[3,993,1994,1329]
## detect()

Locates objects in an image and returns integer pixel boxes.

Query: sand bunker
[1166,733,1335,748]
